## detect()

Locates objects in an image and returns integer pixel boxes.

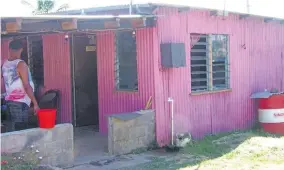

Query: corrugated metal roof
[50,3,284,20]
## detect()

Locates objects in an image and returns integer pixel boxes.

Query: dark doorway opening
[71,34,99,128]
[27,35,44,94]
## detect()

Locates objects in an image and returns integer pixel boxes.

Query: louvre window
[190,33,230,92]
[115,30,138,91]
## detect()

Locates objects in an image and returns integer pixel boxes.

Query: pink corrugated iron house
[1,3,284,146]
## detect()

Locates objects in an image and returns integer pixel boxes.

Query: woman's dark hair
[9,39,23,50]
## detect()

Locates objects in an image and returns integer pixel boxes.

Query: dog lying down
[175,132,192,148]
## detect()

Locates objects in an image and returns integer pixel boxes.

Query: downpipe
[168,97,174,145]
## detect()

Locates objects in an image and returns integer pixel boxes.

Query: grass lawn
[120,129,284,170]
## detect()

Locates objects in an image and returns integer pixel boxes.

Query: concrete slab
[73,126,109,165]
[69,126,166,170]
[65,154,154,170]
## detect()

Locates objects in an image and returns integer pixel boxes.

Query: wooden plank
[2,17,157,33]
[61,19,77,30]
[5,19,22,33]
[104,20,119,29]
[77,20,105,30]
[22,20,61,32]
[131,18,145,27]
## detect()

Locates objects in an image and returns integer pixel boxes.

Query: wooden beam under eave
[5,19,22,33]
[131,18,145,28]
[61,19,77,31]
[239,14,250,20]
[104,20,119,29]
[21,20,61,32]
[78,20,105,30]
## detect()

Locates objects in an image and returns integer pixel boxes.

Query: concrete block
[48,151,74,167]
[1,124,74,167]
[113,128,128,141]
[136,126,147,137]
[1,131,28,153]
[108,110,156,155]
[44,142,62,156]
[138,137,149,147]
[52,124,73,142]
[62,139,74,152]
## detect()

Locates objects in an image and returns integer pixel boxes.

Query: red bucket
[37,109,56,129]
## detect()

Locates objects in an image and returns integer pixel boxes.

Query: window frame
[114,30,138,91]
[190,33,230,94]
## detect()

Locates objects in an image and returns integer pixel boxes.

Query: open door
[72,34,99,127]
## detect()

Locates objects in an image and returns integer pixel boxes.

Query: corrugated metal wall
[42,33,72,123]
[96,28,155,133]
[1,39,10,63]
[154,8,284,146]
[1,39,10,92]
[1,36,72,124]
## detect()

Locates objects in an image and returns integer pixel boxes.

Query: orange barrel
[38,109,56,129]
[258,94,284,134]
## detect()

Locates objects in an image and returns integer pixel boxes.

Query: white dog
[175,132,192,148]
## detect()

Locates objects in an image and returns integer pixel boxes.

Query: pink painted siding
[96,28,155,133]
[1,39,10,63]
[1,39,10,92]
[42,33,72,123]
[154,8,284,146]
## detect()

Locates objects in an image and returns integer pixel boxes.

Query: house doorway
[71,34,99,128]
[27,35,44,94]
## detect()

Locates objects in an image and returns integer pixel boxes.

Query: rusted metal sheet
[42,33,72,123]
[154,8,284,146]
[96,28,155,133]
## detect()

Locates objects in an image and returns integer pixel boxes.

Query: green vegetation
[120,130,284,170]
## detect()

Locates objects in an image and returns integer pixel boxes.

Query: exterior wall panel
[97,28,155,133]
[1,39,10,63]
[1,39,10,92]
[154,8,284,146]
[42,33,72,123]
